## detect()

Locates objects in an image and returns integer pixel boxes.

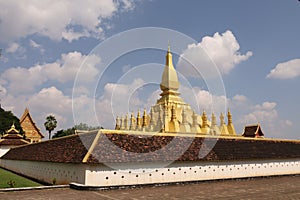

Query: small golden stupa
[115,46,236,136]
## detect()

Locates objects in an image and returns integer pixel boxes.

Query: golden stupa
[115,46,236,136]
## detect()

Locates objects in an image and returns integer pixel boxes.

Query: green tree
[0,107,24,136]
[44,115,57,139]
[52,123,104,139]
[74,122,103,131]
[52,127,75,139]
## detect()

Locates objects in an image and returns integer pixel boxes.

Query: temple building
[20,108,44,143]
[115,47,236,136]
[0,124,30,157]
[242,124,264,138]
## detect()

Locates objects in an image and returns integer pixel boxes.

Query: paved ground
[0,175,299,200]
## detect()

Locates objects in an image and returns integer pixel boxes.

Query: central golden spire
[158,45,181,105]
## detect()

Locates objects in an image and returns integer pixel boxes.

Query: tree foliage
[52,127,75,139]
[44,115,57,139]
[74,122,103,131]
[52,123,103,139]
[0,107,24,136]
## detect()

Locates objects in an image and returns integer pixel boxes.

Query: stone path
[0,175,299,200]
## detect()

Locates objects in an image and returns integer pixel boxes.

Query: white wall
[0,160,86,185]
[85,159,300,186]
[1,159,299,186]
[0,146,11,158]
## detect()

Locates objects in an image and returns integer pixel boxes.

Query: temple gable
[20,108,44,143]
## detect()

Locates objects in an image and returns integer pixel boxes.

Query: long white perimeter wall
[1,159,300,186]
[85,159,300,186]
[0,159,86,184]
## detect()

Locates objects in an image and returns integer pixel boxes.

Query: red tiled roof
[1,131,300,163]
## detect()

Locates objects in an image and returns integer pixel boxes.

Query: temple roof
[0,124,30,146]
[5,123,19,134]
[0,139,29,146]
[20,108,44,139]
[242,124,264,138]
[1,130,299,163]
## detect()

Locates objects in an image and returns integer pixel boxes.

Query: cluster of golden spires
[115,108,235,135]
[115,46,236,136]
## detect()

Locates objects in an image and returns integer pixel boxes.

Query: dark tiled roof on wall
[1,131,97,163]
[87,133,300,163]
[2,131,300,163]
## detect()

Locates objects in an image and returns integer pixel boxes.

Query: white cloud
[29,39,45,53]
[1,65,47,94]
[102,78,146,113]
[177,30,252,77]
[62,29,92,43]
[170,86,292,138]
[5,42,26,59]
[254,101,276,111]
[28,87,72,113]
[267,59,300,79]
[191,88,227,114]
[0,86,74,135]
[0,0,136,43]
[0,51,101,95]
[232,94,248,103]
[2,79,148,133]
[44,51,101,83]
[73,78,147,129]
[232,99,293,138]
[6,43,21,53]
[0,84,7,96]
[242,104,278,124]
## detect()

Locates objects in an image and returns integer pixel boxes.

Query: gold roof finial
[227,108,233,125]
[227,108,232,117]
[166,42,172,67]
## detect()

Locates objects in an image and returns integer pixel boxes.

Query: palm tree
[44,115,57,139]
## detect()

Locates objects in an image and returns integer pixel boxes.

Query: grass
[0,167,42,188]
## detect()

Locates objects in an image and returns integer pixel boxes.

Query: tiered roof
[0,124,29,146]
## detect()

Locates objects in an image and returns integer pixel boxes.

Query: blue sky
[0,0,300,139]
